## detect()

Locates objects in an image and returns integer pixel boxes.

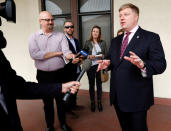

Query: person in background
[29,11,75,131]
[97,3,166,131]
[83,25,107,112]
[0,30,80,131]
[117,28,124,36]
[63,20,82,111]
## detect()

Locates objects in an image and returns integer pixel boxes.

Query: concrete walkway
[17,90,171,131]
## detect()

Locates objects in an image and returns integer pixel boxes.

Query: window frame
[77,0,113,48]
[41,0,114,46]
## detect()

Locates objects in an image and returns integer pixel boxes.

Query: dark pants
[0,105,23,131]
[70,72,79,107]
[37,69,66,128]
[63,63,80,110]
[87,64,102,102]
[114,104,148,131]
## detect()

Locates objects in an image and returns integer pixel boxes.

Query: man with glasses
[29,11,74,131]
[63,20,82,114]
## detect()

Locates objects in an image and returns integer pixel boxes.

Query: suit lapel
[66,37,77,54]
[123,29,141,57]
[115,35,124,66]
[74,39,79,53]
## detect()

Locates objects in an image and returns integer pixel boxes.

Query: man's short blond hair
[119,3,139,15]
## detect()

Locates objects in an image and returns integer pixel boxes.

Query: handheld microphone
[63,59,92,102]
[67,50,88,64]
[75,50,88,58]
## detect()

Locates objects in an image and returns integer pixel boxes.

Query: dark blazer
[64,37,81,81]
[107,27,166,112]
[66,37,80,54]
[0,50,62,130]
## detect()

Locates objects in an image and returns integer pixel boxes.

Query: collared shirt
[29,30,71,71]
[123,25,139,44]
[0,86,8,114]
[92,43,102,66]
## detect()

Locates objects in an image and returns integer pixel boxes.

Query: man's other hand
[124,51,144,69]
[97,60,110,72]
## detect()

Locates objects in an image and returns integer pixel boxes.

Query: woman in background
[83,25,107,112]
[117,28,124,36]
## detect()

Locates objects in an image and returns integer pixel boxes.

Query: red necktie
[120,32,131,59]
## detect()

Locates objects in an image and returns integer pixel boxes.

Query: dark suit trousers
[87,64,102,101]
[0,105,23,131]
[37,69,66,127]
[114,104,148,131]
[0,105,11,130]
[68,72,79,110]
[62,63,80,110]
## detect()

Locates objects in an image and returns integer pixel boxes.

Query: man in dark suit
[97,3,166,131]
[0,30,80,131]
[64,20,81,110]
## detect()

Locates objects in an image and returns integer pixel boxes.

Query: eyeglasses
[64,25,74,29]
[41,19,54,22]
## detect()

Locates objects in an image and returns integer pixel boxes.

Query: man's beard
[47,24,54,31]
[67,31,73,37]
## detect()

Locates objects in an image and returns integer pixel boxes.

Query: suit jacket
[107,27,166,112]
[0,50,62,130]
[66,37,80,54]
[64,37,81,81]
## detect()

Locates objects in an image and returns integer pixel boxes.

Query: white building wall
[1,0,40,81]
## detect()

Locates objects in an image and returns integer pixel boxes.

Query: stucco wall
[0,0,40,81]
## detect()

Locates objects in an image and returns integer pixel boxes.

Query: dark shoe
[66,111,79,119]
[72,105,84,111]
[98,101,103,112]
[61,124,72,131]
[91,101,95,112]
[45,126,54,131]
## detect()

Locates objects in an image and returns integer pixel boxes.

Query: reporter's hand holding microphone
[62,81,81,94]
[63,50,90,102]
[68,50,89,64]
[63,59,92,102]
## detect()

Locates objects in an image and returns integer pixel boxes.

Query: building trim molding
[79,90,171,106]
[154,97,171,106]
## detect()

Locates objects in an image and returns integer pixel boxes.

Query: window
[45,0,71,15]
[42,0,71,32]
[78,0,112,48]
[42,0,113,48]
[80,15,111,48]
[79,0,111,12]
